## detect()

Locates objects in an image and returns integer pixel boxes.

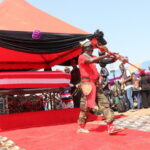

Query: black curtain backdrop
[0,30,94,54]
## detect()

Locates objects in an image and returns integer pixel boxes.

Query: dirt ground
[115,108,150,117]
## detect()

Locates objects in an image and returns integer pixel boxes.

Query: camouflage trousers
[78,85,114,126]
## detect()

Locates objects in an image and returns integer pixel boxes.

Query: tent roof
[0,0,87,34]
[0,1,106,70]
[0,0,90,70]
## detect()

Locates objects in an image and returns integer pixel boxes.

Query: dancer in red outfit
[77,39,124,134]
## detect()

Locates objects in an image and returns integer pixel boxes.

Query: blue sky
[0,0,150,73]
[25,0,150,65]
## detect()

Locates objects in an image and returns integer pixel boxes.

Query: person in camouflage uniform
[77,39,124,134]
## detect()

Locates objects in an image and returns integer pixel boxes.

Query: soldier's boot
[107,123,124,134]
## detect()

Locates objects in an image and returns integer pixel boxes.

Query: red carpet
[0,123,150,150]
[0,109,148,150]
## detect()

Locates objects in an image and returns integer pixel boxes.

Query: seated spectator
[64,66,71,74]
[60,90,74,109]
[132,73,142,109]
[60,66,74,109]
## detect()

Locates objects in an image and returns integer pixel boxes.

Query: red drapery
[0,46,82,70]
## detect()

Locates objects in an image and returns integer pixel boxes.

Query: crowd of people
[59,49,150,114]
[56,38,150,134]
[108,64,150,113]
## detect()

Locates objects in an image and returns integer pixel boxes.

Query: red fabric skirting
[0,71,70,89]
[0,108,98,131]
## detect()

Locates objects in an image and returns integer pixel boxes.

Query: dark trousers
[141,90,150,108]
[71,87,81,108]
[133,91,141,109]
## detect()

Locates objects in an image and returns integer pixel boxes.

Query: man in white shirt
[119,63,134,109]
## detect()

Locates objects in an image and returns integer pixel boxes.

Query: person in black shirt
[140,71,150,108]
[70,59,81,108]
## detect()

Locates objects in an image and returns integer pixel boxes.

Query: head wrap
[79,39,93,51]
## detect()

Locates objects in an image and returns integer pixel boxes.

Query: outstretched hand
[111,53,128,64]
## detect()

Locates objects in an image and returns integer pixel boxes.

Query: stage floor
[0,109,150,150]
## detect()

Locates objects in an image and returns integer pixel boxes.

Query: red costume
[78,54,99,108]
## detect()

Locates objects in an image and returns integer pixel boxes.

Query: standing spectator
[70,59,81,108]
[140,71,150,108]
[99,55,117,103]
[99,53,116,78]
[119,63,134,110]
